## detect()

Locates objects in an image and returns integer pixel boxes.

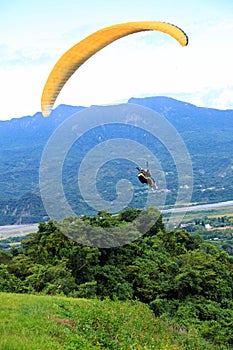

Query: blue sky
[1,0,233,120]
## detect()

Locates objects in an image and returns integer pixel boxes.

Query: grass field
[0,292,220,350]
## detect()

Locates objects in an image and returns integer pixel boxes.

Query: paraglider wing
[41,21,188,117]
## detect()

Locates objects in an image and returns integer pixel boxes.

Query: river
[1,200,233,238]
[161,200,233,214]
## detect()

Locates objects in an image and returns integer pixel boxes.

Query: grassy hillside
[0,292,218,350]
[1,208,233,349]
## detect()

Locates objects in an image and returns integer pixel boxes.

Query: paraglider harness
[136,163,157,189]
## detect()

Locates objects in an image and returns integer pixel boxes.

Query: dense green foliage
[0,207,233,348]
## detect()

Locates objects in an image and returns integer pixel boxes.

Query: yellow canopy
[41,21,188,117]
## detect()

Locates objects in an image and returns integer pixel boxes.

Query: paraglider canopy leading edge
[41,21,188,117]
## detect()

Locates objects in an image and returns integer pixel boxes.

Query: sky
[1,0,233,120]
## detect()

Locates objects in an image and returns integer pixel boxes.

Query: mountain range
[0,96,233,224]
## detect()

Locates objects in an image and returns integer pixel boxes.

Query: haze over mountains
[0,96,233,225]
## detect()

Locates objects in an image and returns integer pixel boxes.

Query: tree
[0,264,24,293]
[25,261,77,295]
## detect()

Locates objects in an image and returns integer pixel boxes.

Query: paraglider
[41,21,188,117]
[136,161,158,189]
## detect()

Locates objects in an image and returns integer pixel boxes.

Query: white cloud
[210,88,233,110]
[1,1,233,119]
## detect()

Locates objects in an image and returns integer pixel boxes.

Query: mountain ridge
[0,96,233,224]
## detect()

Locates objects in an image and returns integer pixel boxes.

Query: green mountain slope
[1,96,233,224]
[1,208,233,348]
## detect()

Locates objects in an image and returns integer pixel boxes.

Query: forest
[0,206,233,349]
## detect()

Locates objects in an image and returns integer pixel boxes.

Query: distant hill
[0,96,233,224]
[129,96,233,202]
[129,96,233,132]
[0,192,46,225]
